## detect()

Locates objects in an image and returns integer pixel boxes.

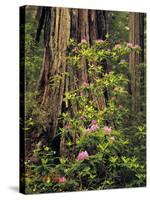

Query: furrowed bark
[37,7,107,144]
[129,12,145,112]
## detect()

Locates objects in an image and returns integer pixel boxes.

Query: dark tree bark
[35,7,46,43]
[36,7,107,142]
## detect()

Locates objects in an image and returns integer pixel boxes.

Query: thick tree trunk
[67,9,107,113]
[129,12,145,112]
[37,7,107,141]
[38,7,70,140]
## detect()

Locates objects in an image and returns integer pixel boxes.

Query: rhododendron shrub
[24,39,146,193]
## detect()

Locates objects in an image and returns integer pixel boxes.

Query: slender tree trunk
[129,12,145,113]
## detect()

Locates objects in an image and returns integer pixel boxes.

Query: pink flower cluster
[82,81,89,88]
[90,124,99,131]
[111,96,116,100]
[77,151,89,161]
[79,116,85,120]
[114,44,121,49]
[91,119,97,125]
[95,39,104,44]
[81,39,88,44]
[52,176,66,183]
[114,43,141,50]
[119,104,124,109]
[127,43,141,50]
[127,43,134,48]
[86,124,99,133]
[64,124,70,129]
[58,177,66,183]
[80,91,84,96]
[119,59,126,64]
[85,120,99,133]
[104,126,112,135]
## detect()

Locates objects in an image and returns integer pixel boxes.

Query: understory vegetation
[20,6,146,194]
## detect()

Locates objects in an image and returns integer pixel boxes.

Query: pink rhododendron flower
[58,177,66,183]
[52,176,66,183]
[79,116,85,120]
[82,81,89,88]
[111,96,116,100]
[77,151,89,161]
[80,91,83,96]
[127,43,133,48]
[90,124,99,132]
[64,124,70,129]
[114,44,121,49]
[119,104,124,109]
[91,120,97,125]
[81,39,87,44]
[95,39,104,44]
[104,126,112,134]
[120,59,126,64]
[85,124,99,133]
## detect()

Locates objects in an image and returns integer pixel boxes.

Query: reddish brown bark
[129,12,145,112]
[37,7,107,141]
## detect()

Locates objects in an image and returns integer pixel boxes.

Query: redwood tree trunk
[129,12,145,113]
[36,7,107,141]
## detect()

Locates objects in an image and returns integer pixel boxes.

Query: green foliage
[24,39,146,193]
[25,91,49,132]
[24,22,43,91]
[24,146,56,193]
[25,126,145,193]
[23,10,48,132]
[108,11,129,43]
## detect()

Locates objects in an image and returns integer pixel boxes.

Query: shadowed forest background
[20,6,146,194]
